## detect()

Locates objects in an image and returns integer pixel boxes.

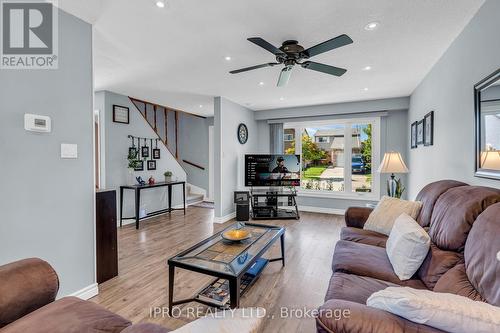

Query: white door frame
[207,125,214,202]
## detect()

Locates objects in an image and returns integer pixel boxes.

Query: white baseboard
[213,211,236,224]
[298,206,345,215]
[70,283,99,300]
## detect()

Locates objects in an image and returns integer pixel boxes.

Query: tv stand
[250,188,300,220]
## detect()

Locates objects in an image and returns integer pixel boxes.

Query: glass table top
[169,222,284,277]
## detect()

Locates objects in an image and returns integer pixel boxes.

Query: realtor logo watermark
[1,0,58,69]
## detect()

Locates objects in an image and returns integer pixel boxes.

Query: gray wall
[214,97,259,217]
[255,97,409,120]
[0,11,94,296]
[407,0,500,198]
[178,114,213,191]
[96,91,186,219]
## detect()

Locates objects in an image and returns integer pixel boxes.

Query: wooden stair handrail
[182,160,205,170]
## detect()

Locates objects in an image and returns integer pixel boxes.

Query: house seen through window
[284,119,377,195]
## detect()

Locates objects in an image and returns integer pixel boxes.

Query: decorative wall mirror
[475,68,500,180]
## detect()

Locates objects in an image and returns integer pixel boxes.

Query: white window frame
[285,117,381,201]
[283,133,294,141]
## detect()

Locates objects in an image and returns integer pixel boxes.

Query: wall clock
[237,123,248,144]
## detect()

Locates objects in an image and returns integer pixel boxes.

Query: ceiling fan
[230,34,353,87]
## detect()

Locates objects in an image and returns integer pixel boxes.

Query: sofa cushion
[340,227,387,248]
[331,240,426,289]
[1,297,131,333]
[316,299,446,333]
[415,180,468,227]
[416,242,463,290]
[428,186,500,251]
[464,203,500,306]
[364,196,422,236]
[344,207,373,228]
[433,264,485,302]
[324,272,398,304]
[0,258,59,328]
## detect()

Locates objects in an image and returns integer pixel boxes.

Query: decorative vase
[127,168,135,185]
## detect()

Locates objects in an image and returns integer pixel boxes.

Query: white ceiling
[59,0,484,116]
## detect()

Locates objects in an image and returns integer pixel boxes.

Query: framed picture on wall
[134,160,144,171]
[411,121,418,149]
[113,105,129,124]
[152,148,160,159]
[416,120,424,145]
[424,111,434,146]
[147,160,156,170]
[141,145,149,158]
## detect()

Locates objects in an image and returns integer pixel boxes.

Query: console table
[119,181,186,229]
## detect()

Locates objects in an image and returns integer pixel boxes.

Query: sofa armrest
[316,300,446,333]
[0,258,59,328]
[344,207,373,228]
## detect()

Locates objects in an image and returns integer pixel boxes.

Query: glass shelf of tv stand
[249,188,298,197]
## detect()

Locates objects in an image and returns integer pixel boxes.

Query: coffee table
[167,222,285,311]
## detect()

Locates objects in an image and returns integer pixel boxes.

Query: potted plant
[164,171,173,182]
[127,151,141,184]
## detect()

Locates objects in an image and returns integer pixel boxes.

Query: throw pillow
[173,307,265,333]
[367,287,500,333]
[363,196,422,235]
[386,213,430,280]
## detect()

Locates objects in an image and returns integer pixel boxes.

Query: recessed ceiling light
[364,21,379,31]
[199,105,203,108]
[279,97,285,101]
[259,82,265,86]
[363,66,372,71]
[364,87,369,91]
[224,56,232,61]
[156,1,165,8]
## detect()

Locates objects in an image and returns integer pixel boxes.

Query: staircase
[129,97,209,206]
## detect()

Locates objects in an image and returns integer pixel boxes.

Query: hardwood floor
[91,207,344,332]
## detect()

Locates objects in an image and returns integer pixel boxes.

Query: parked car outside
[351,155,365,174]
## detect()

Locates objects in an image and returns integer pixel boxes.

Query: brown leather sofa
[0,258,170,333]
[317,180,500,333]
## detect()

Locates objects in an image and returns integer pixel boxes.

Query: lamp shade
[377,151,409,174]
[480,151,500,170]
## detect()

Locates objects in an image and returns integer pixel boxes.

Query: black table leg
[229,277,240,308]
[135,189,140,230]
[119,187,124,227]
[168,185,172,215]
[280,233,286,267]
[182,183,186,215]
[168,265,175,315]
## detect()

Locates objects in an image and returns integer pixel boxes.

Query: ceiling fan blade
[248,37,287,56]
[277,66,293,87]
[301,61,347,76]
[229,62,278,74]
[302,34,353,58]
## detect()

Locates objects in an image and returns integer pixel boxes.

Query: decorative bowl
[222,228,251,242]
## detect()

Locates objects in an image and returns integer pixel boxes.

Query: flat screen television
[245,154,301,187]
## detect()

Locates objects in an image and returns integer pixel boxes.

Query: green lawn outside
[302,166,327,179]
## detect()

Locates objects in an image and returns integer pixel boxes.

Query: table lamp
[378,151,409,198]
[480,150,500,170]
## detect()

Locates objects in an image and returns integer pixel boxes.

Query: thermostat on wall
[24,114,51,133]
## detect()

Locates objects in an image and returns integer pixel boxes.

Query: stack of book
[197,258,269,307]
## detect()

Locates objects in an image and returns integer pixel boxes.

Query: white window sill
[297,189,380,201]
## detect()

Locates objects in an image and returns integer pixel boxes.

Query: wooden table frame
[167,223,285,312]
[119,181,186,229]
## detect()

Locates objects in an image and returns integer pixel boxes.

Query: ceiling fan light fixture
[156,0,165,8]
[364,21,380,31]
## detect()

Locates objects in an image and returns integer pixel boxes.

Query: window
[284,133,294,141]
[284,118,380,198]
